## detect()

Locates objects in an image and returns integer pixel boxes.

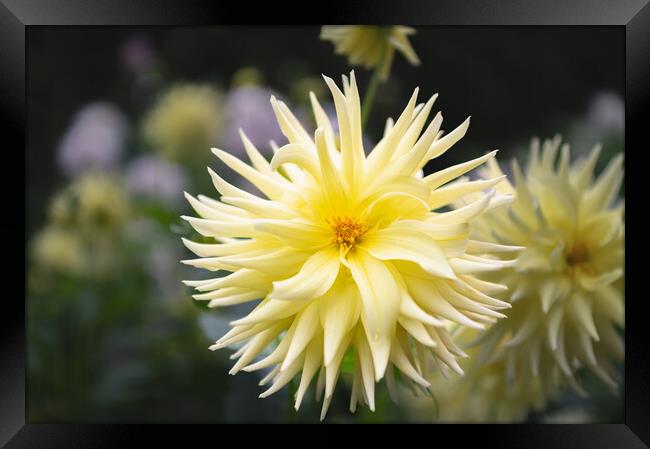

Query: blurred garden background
[26,26,624,423]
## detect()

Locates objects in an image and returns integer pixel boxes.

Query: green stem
[361,64,383,129]
[361,28,391,128]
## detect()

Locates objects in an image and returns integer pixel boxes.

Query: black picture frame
[3,0,650,446]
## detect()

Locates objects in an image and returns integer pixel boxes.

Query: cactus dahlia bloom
[181,72,516,419]
[456,136,624,395]
[320,26,420,80]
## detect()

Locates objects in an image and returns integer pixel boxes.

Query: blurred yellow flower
[48,189,74,227]
[182,71,516,419]
[74,172,129,234]
[456,136,624,394]
[144,84,224,163]
[321,26,420,80]
[32,226,85,275]
[32,173,130,280]
[231,67,264,88]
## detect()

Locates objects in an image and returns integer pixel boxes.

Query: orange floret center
[329,216,368,254]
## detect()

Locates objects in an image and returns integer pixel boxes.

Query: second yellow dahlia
[457,136,624,395]
[182,72,516,419]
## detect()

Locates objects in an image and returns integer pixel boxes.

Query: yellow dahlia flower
[182,72,516,419]
[144,84,224,163]
[320,26,420,80]
[456,136,624,394]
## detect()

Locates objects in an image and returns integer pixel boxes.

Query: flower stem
[361,64,383,129]
[361,28,390,128]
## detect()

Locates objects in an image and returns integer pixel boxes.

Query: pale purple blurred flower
[120,34,156,75]
[586,91,624,134]
[57,102,129,177]
[125,155,189,207]
[222,86,286,158]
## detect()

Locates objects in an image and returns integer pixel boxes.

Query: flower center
[329,216,368,254]
[566,241,590,267]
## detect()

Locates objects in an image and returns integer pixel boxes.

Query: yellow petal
[347,249,401,339]
[319,283,361,365]
[361,224,456,279]
[270,247,340,301]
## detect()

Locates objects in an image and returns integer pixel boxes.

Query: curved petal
[270,247,341,301]
[319,282,361,365]
[270,143,321,181]
[360,223,456,279]
[347,249,401,340]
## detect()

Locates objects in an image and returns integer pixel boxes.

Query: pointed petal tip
[211,147,226,158]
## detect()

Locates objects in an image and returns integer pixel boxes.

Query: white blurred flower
[222,86,286,158]
[568,91,624,160]
[125,155,189,206]
[586,91,624,134]
[57,103,129,177]
[146,239,184,306]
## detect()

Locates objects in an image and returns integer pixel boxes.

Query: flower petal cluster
[182,72,516,418]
